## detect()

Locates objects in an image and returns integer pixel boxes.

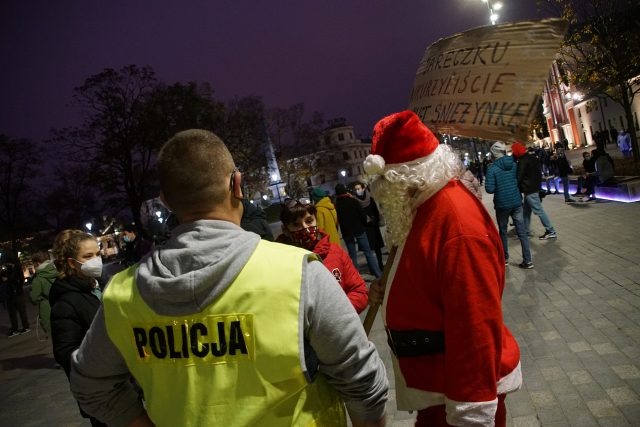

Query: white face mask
[75,256,103,278]
[356,190,364,196]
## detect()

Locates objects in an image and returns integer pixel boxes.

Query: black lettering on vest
[180,324,189,357]
[133,327,147,358]
[149,327,168,358]
[229,321,248,355]
[211,322,227,357]
[190,323,209,357]
[166,326,182,358]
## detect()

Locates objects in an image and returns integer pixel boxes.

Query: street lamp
[85,222,92,232]
[481,0,504,25]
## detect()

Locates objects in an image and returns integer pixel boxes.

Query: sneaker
[565,198,576,203]
[518,261,534,269]
[7,330,20,338]
[539,230,557,240]
[19,328,31,334]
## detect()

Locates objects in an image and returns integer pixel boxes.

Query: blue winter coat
[485,156,522,210]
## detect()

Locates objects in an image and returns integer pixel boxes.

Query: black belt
[386,328,445,357]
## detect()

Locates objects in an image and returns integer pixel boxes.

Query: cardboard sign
[408,19,567,142]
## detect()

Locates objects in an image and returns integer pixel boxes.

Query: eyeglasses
[284,199,310,209]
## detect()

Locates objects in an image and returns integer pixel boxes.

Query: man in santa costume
[365,111,521,427]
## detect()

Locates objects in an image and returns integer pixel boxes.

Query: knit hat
[511,142,527,158]
[363,110,439,175]
[310,187,327,202]
[491,141,507,159]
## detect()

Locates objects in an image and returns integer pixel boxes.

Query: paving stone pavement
[1,194,639,426]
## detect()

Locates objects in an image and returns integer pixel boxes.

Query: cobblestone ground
[1,193,639,426]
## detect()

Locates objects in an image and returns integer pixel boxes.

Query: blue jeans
[345,232,383,278]
[523,193,555,234]
[496,206,531,264]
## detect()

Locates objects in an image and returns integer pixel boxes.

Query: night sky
[0,1,551,143]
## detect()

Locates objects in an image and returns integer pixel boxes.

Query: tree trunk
[620,85,639,165]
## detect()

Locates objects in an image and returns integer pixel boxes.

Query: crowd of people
[2,111,630,427]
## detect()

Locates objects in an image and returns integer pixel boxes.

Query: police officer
[70,129,389,427]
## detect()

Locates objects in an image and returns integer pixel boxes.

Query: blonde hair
[52,229,96,278]
[158,129,235,215]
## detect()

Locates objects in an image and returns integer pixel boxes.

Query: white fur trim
[363,154,386,175]
[497,361,522,394]
[445,397,498,426]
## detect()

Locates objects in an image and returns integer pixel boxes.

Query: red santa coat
[384,180,521,422]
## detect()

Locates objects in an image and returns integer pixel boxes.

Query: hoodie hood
[315,196,336,211]
[36,260,58,280]
[494,155,515,171]
[136,220,260,316]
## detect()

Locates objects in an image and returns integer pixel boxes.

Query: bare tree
[0,135,40,252]
[542,0,640,163]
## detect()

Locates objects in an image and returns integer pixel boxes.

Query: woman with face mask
[277,199,369,313]
[49,229,107,427]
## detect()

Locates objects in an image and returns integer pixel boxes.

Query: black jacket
[556,155,572,177]
[516,152,542,195]
[240,199,274,241]
[334,194,367,238]
[49,275,102,378]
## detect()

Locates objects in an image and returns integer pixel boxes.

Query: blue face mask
[123,235,131,243]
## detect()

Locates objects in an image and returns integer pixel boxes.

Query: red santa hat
[364,110,439,175]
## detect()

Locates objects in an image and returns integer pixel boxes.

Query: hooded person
[69,129,389,427]
[365,111,522,427]
[485,141,534,268]
[511,141,558,240]
[310,187,341,244]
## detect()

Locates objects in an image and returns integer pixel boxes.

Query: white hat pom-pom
[363,154,386,175]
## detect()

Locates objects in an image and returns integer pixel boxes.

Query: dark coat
[556,155,572,177]
[49,275,102,378]
[240,199,274,241]
[516,152,542,195]
[355,192,385,250]
[334,194,367,239]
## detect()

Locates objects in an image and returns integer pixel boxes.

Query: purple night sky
[0,1,550,143]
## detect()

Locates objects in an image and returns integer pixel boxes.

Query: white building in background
[307,118,373,193]
[542,62,640,148]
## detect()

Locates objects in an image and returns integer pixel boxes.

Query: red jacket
[276,232,368,313]
[313,234,368,313]
[385,180,521,422]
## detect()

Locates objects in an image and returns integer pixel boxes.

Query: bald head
[158,129,236,217]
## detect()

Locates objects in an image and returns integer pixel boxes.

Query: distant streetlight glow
[481,0,504,25]
[271,173,278,182]
[340,170,346,177]
[493,2,503,10]
[85,222,92,232]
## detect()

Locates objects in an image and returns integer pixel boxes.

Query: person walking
[334,183,383,278]
[29,251,57,338]
[365,111,521,427]
[310,187,341,245]
[240,198,274,241]
[485,141,534,268]
[69,129,389,427]
[511,142,558,240]
[554,149,575,202]
[617,129,632,159]
[1,255,30,337]
[353,182,385,271]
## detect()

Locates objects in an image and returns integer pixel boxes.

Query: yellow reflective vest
[104,240,346,426]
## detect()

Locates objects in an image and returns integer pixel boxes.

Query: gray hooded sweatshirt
[70,220,388,426]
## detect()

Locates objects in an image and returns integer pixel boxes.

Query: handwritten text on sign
[408,19,567,142]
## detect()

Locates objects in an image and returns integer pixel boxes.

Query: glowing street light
[481,0,504,25]
[85,222,92,232]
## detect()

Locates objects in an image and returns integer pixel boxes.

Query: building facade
[542,62,640,149]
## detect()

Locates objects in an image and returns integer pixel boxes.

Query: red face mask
[290,226,319,250]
